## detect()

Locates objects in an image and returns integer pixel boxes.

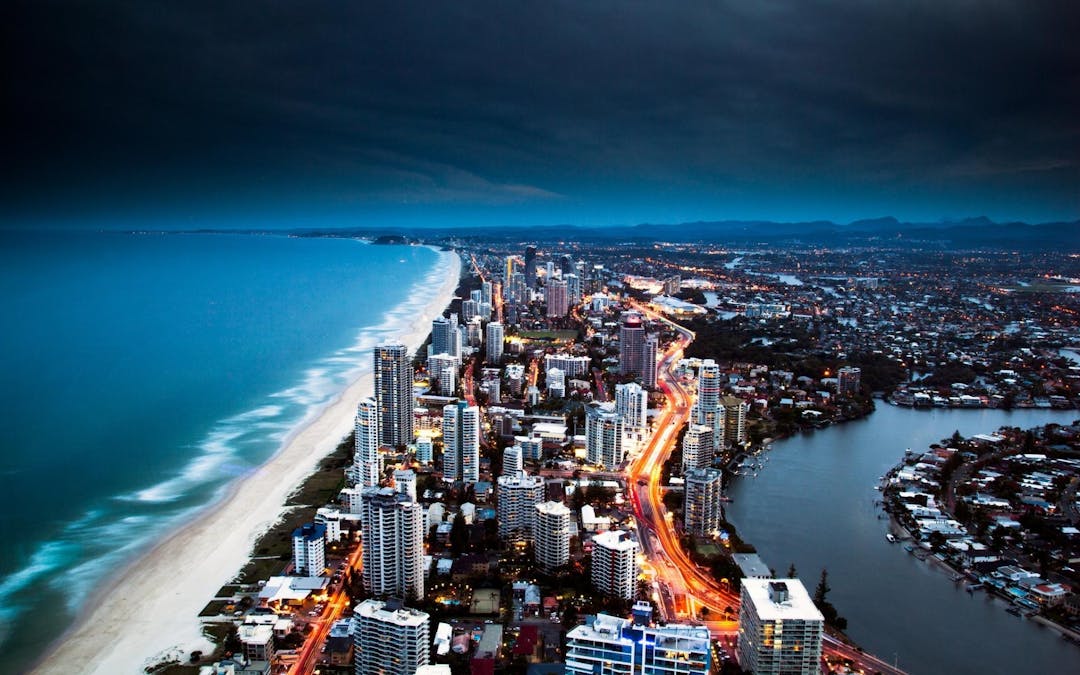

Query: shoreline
[32,246,461,674]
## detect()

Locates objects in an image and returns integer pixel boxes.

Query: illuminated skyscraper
[442,401,479,484]
[375,343,413,448]
[354,397,382,487]
[619,312,646,377]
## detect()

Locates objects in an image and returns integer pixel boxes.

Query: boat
[886,533,897,543]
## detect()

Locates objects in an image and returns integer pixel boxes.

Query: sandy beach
[33,247,460,674]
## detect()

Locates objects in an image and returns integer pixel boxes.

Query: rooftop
[741,577,823,622]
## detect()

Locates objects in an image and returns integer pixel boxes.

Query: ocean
[0,230,444,671]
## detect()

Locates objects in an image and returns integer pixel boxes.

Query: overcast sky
[4,1,1078,228]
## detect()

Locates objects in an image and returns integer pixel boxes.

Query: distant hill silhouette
[283,216,1076,251]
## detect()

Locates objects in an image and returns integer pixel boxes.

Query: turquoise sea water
[0,231,442,670]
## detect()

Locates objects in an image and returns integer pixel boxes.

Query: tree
[787,563,797,579]
[814,569,830,606]
[450,512,468,556]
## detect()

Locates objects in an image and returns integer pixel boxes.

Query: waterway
[726,404,1080,675]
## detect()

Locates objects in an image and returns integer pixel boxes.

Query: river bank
[726,405,1079,675]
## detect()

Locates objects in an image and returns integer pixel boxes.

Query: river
[726,404,1080,675]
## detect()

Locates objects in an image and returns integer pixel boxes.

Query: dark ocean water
[0,230,443,670]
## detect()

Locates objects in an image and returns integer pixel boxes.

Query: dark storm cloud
[4,1,1079,223]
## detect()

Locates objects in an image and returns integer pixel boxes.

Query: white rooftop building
[738,578,823,675]
[591,530,637,599]
[565,613,711,675]
[353,599,430,675]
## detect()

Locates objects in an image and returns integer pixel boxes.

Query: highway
[624,302,906,675]
[295,543,364,675]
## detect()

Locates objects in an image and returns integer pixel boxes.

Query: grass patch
[518,329,579,342]
[198,600,231,617]
[231,432,352,585]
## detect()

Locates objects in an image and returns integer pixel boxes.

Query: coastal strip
[32,246,461,675]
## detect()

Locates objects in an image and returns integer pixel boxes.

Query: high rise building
[564,273,582,304]
[442,401,480,484]
[496,470,545,542]
[720,395,748,446]
[353,599,430,675]
[693,359,724,450]
[430,315,460,362]
[524,246,538,288]
[591,530,638,599]
[566,614,710,675]
[360,487,425,600]
[509,271,526,304]
[545,261,555,283]
[546,279,569,318]
[837,366,861,397]
[643,334,658,389]
[619,312,646,377]
[481,280,492,307]
[354,397,382,487]
[738,579,823,675]
[485,321,504,364]
[292,523,326,577]
[615,382,648,432]
[502,445,523,476]
[586,403,624,469]
[681,424,715,472]
[375,344,413,448]
[534,501,571,571]
[415,434,434,464]
[684,467,724,537]
[560,253,574,276]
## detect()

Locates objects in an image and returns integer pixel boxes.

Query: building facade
[354,397,382,487]
[643,334,658,389]
[375,343,414,448]
[496,470,545,542]
[565,613,710,675]
[534,501,571,571]
[683,467,724,537]
[546,279,569,318]
[591,530,637,599]
[619,312,646,377]
[586,403,624,469]
[681,424,715,472]
[353,599,430,675]
[292,522,326,577]
[485,321,504,364]
[360,487,425,600]
[738,579,823,675]
[442,400,480,484]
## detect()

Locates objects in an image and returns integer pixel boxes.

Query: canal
[726,404,1079,675]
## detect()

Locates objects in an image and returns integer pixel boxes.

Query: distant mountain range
[287,216,1077,250]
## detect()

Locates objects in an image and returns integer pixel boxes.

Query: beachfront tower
[684,467,724,537]
[591,530,638,599]
[485,321,504,364]
[291,522,326,577]
[496,470,545,543]
[360,487,425,601]
[374,343,414,448]
[534,501,571,572]
[354,397,381,487]
[353,598,430,675]
[738,578,824,675]
[618,312,646,377]
[586,403,624,470]
[442,400,480,484]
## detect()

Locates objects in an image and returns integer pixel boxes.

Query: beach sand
[33,248,460,674]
